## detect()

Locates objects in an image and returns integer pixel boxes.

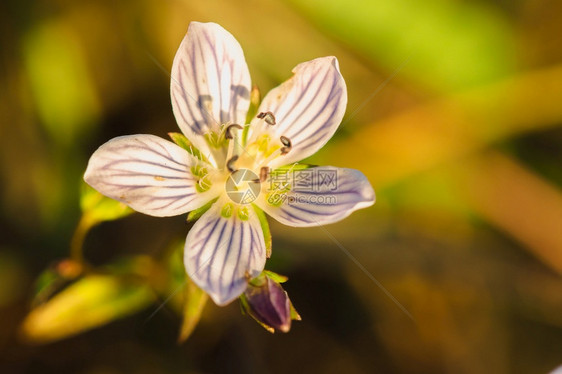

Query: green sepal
[289,301,302,321]
[248,272,267,288]
[168,132,206,162]
[252,204,272,258]
[263,270,288,283]
[178,277,208,343]
[239,292,250,316]
[247,270,287,288]
[187,198,218,222]
[243,85,261,145]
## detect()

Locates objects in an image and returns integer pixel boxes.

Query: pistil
[227,155,239,173]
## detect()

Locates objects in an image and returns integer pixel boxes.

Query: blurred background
[1,0,562,373]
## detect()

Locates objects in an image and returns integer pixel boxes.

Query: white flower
[84,22,375,306]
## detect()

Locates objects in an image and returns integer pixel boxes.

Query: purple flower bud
[242,273,298,333]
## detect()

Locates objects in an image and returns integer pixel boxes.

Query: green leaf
[21,274,154,344]
[253,205,272,258]
[80,183,133,223]
[178,278,208,343]
[187,198,218,222]
[33,268,60,302]
[32,259,83,307]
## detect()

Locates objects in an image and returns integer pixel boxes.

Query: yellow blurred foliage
[21,274,153,344]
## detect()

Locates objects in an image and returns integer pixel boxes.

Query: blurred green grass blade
[23,21,100,145]
[455,152,562,274]
[288,0,514,91]
[159,242,192,315]
[21,274,154,344]
[178,278,208,343]
[322,65,562,189]
[167,243,187,290]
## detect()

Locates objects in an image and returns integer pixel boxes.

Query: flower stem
[70,214,95,263]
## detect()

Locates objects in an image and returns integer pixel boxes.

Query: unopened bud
[240,272,299,333]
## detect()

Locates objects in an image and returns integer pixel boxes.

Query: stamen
[257,136,293,168]
[225,124,243,139]
[225,124,243,165]
[260,167,270,182]
[247,111,276,146]
[257,111,276,126]
[227,155,239,173]
[195,174,212,193]
[280,136,292,155]
[252,167,269,184]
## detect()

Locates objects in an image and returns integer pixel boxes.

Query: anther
[280,136,292,155]
[257,111,276,125]
[252,167,270,184]
[227,155,239,172]
[225,124,243,139]
[260,167,270,183]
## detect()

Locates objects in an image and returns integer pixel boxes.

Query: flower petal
[253,57,347,168]
[184,200,266,306]
[171,22,251,166]
[84,135,219,217]
[256,167,374,227]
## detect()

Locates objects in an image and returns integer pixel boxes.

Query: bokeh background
[2,0,562,373]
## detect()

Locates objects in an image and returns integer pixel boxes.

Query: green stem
[70,214,95,263]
